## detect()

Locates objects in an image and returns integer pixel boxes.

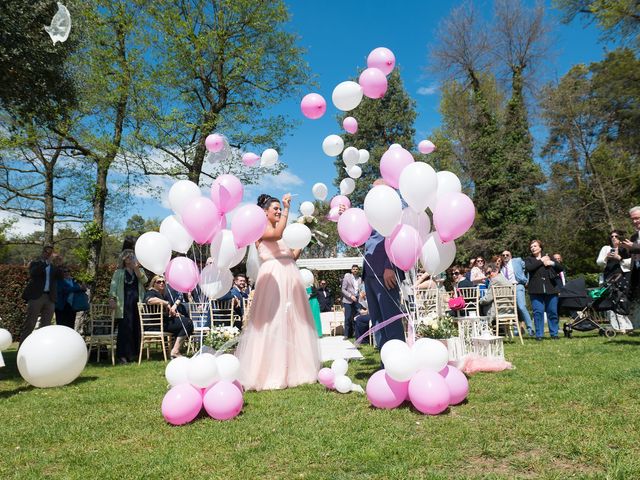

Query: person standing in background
[341,264,362,339]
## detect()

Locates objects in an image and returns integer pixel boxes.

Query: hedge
[0,264,116,338]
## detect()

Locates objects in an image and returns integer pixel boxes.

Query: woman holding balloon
[236,193,320,391]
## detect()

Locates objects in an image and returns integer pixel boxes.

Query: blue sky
[3,0,611,235]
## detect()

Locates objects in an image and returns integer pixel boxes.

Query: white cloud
[0,211,45,236]
[417,84,439,96]
[263,170,304,189]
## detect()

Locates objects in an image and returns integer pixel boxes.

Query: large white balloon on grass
[216,354,240,382]
[322,135,345,157]
[165,356,190,387]
[188,353,219,389]
[420,232,456,276]
[363,185,402,236]
[399,162,438,212]
[168,180,201,216]
[210,230,246,269]
[160,215,193,254]
[282,223,312,249]
[17,326,87,388]
[410,338,449,372]
[135,231,172,274]
[332,81,363,111]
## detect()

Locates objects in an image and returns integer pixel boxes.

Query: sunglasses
[155,280,165,284]
[610,234,619,238]
[476,259,484,263]
[502,253,510,257]
[452,271,460,276]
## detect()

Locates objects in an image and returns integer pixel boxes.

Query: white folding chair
[86,304,116,365]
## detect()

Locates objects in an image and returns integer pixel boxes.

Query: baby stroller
[558,275,629,338]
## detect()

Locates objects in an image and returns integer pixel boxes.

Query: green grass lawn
[1,332,640,479]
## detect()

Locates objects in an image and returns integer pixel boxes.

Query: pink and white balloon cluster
[161,353,244,425]
[366,339,469,415]
[134,174,267,298]
[204,132,278,168]
[332,144,474,275]
[317,358,363,394]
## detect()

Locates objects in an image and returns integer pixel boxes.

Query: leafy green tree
[332,69,417,208]
[137,0,309,186]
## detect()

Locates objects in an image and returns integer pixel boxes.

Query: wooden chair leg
[516,320,524,345]
[138,339,144,364]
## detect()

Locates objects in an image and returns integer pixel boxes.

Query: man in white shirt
[341,265,362,339]
[501,250,534,336]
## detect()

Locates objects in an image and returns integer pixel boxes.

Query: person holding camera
[109,249,148,364]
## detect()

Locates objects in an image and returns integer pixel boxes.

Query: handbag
[71,291,90,311]
[448,291,466,311]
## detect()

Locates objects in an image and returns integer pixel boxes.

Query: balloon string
[354,312,409,346]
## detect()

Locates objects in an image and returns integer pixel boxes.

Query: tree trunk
[43,161,55,246]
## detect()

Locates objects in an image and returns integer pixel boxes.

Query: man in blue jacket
[501,250,534,336]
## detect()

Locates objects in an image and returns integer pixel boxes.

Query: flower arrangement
[203,326,240,351]
[296,215,327,247]
[415,312,456,339]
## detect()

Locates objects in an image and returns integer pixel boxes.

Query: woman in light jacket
[109,250,147,364]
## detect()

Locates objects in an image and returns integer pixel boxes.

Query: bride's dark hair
[257,194,279,209]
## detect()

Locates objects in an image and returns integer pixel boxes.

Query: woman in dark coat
[525,239,564,341]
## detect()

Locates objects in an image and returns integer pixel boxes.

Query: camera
[610,248,615,254]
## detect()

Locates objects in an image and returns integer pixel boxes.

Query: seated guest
[55,264,87,330]
[316,279,334,313]
[470,257,487,286]
[478,262,511,319]
[450,266,474,288]
[144,275,194,358]
[414,271,437,290]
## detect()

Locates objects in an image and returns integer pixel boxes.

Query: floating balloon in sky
[332,81,363,111]
[343,117,358,134]
[45,3,71,45]
[260,148,279,167]
[367,47,396,76]
[300,93,327,120]
[205,133,225,153]
[359,68,388,99]
[242,152,260,167]
[322,135,344,157]
[312,183,328,201]
[418,140,436,154]
[340,178,355,195]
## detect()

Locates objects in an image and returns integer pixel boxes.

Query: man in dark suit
[316,280,333,312]
[622,206,640,329]
[20,245,62,343]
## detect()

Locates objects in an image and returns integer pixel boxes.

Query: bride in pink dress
[236,193,320,391]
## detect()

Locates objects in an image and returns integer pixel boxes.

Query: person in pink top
[235,193,320,391]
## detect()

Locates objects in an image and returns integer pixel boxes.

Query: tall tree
[333,69,417,208]
[137,0,309,186]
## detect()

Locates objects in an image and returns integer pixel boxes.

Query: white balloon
[160,215,194,254]
[347,165,362,179]
[363,185,402,236]
[199,265,233,298]
[246,243,261,284]
[300,201,315,216]
[380,339,410,366]
[385,349,417,382]
[331,358,349,376]
[169,180,201,216]
[216,354,240,382]
[17,326,87,388]
[44,3,71,45]
[399,162,438,212]
[312,182,328,201]
[0,328,12,350]
[429,171,462,210]
[260,148,279,167]
[334,375,353,394]
[165,356,190,387]
[187,353,219,388]
[135,232,172,275]
[282,223,312,249]
[340,178,355,196]
[299,268,315,288]
[342,147,360,167]
[358,149,370,164]
[420,232,456,276]
[332,81,364,111]
[210,229,246,269]
[410,338,449,372]
[401,208,431,243]
[390,143,402,149]
[322,135,345,157]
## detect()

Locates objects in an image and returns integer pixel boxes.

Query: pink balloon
[379,146,414,189]
[203,213,227,244]
[231,204,268,248]
[418,140,436,154]
[300,93,327,120]
[205,133,225,153]
[330,195,351,210]
[232,379,244,394]
[358,68,388,99]
[439,365,469,405]
[181,197,222,244]
[343,116,358,134]
[210,174,243,213]
[161,384,203,425]
[408,369,451,415]
[338,208,372,247]
[203,380,243,420]
[388,224,422,271]
[367,47,396,76]
[327,207,340,223]
[366,369,409,409]
[317,367,335,389]
[165,257,200,293]
[433,193,475,242]
[242,152,260,167]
